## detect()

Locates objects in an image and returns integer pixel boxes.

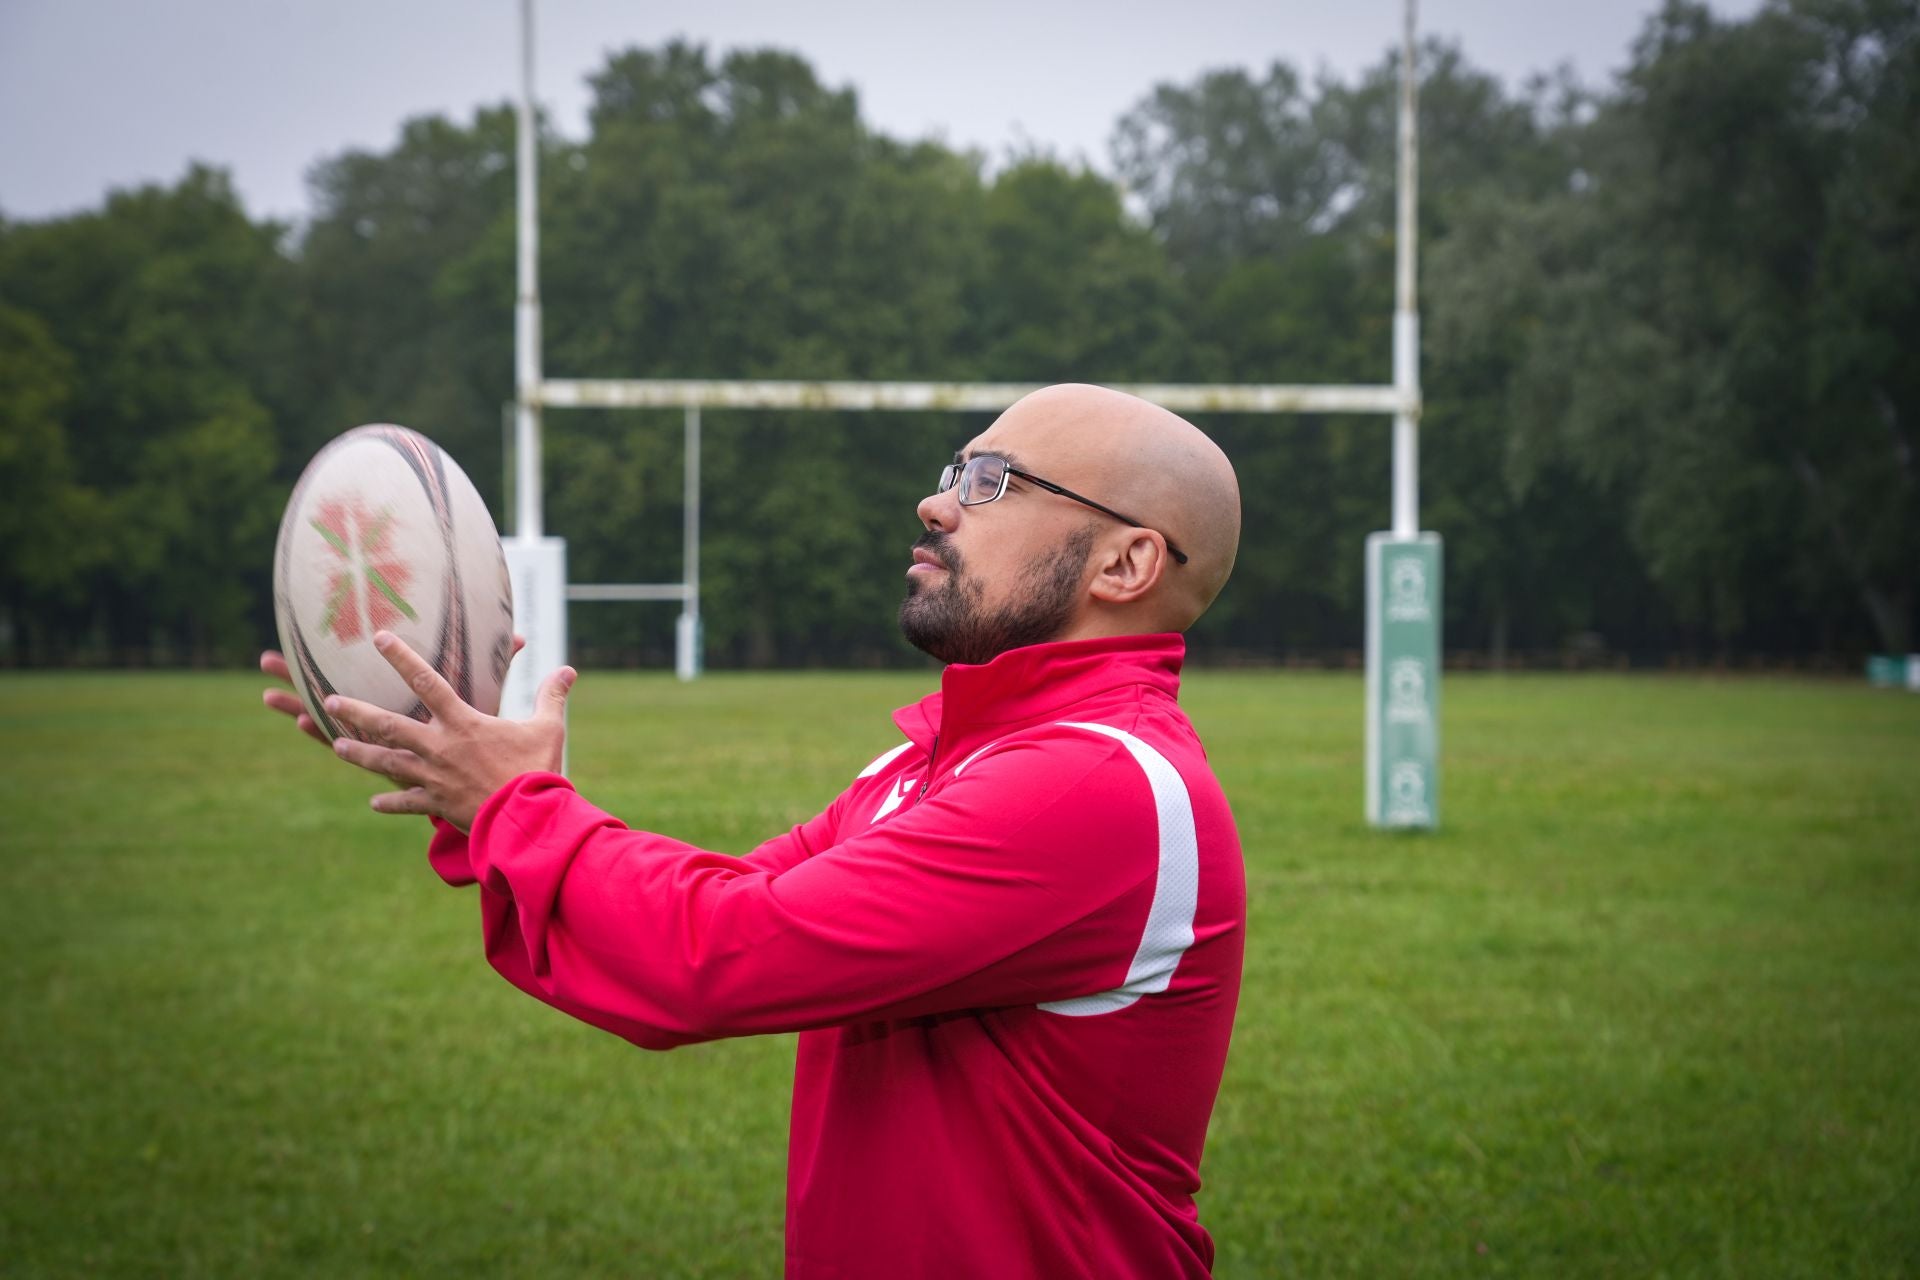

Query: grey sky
[1,0,1762,225]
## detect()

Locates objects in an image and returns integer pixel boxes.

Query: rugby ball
[273,424,514,741]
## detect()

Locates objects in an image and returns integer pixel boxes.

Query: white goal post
[501,0,1434,828]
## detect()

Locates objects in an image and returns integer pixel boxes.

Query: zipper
[917,733,938,801]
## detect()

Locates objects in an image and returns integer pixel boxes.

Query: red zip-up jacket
[427,633,1246,1278]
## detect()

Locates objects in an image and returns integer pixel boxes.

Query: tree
[1114,41,1637,659]
[1476,0,1919,652]
[0,166,291,662]
[4,25,1911,666]
[0,305,105,662]
[294,107,521,503]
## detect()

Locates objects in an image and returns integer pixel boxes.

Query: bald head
[982,384,1241,631]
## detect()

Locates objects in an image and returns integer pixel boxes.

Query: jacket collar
[892,633,1185,756]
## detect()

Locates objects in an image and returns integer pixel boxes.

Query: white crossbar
[540,379,1412,417]
[566,583,691,602]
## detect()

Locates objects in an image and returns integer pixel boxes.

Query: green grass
[2,670,1916,1278]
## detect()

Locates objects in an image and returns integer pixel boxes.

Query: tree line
[2,0,1913,668]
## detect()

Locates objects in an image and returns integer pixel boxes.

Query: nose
[916,486,956,530]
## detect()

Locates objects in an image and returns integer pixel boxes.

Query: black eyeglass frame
[937,455,1189,565]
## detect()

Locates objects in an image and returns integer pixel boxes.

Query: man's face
[897,441,1098,667]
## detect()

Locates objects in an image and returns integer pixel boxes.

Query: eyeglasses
[936,454,1189,565]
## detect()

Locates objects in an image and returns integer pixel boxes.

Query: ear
[1087,531,1169,606]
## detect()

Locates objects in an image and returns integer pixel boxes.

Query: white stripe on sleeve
[1038,721,1199,1018]
[951,739,1002,777]
[856,741,915,779]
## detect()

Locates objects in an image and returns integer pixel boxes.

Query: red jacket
[428,633,1246,1278]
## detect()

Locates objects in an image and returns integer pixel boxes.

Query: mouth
[907,546,948,576]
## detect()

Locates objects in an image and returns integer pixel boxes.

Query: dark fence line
[0,646,1902,678]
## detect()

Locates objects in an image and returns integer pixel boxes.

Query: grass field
[1,669,1916,1278]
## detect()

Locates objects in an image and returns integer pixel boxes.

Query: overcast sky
[1,0,1763,225]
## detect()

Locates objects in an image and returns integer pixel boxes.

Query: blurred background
[3,6,1918,1278]
[4,0,1912,672]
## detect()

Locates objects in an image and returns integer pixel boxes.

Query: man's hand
[260,650,329,745]
[323,630,575,831]
[260,636,526,748]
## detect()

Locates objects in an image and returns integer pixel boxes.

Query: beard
[898,524,1095,666]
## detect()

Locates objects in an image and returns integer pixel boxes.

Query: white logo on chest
[871,774,919,823]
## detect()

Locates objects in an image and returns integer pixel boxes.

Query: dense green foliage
[1,0,1914,666]
[2,669,1916,1275]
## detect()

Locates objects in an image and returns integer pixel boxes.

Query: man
[262,383,1246,1278]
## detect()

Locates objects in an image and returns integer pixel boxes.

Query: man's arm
[425,820,713,1050]
[316,633,1167,1049]
[736,791,853,875]
[421,776,864,1050]
[435,732,1160,1048]
[428,782,852,887]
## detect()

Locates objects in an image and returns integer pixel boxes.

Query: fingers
[534,666,577,723]
[369,786,436,817]
[263,686,330,745]
[333,736,427,786]
[260,650,293,683]
[370,631,466,722]
[324,693,430,752]
[263,687,305,719]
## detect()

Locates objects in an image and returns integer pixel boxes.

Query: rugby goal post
[502,0,1439,830]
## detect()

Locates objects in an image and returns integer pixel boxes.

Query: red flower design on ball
[311,498,418,643]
